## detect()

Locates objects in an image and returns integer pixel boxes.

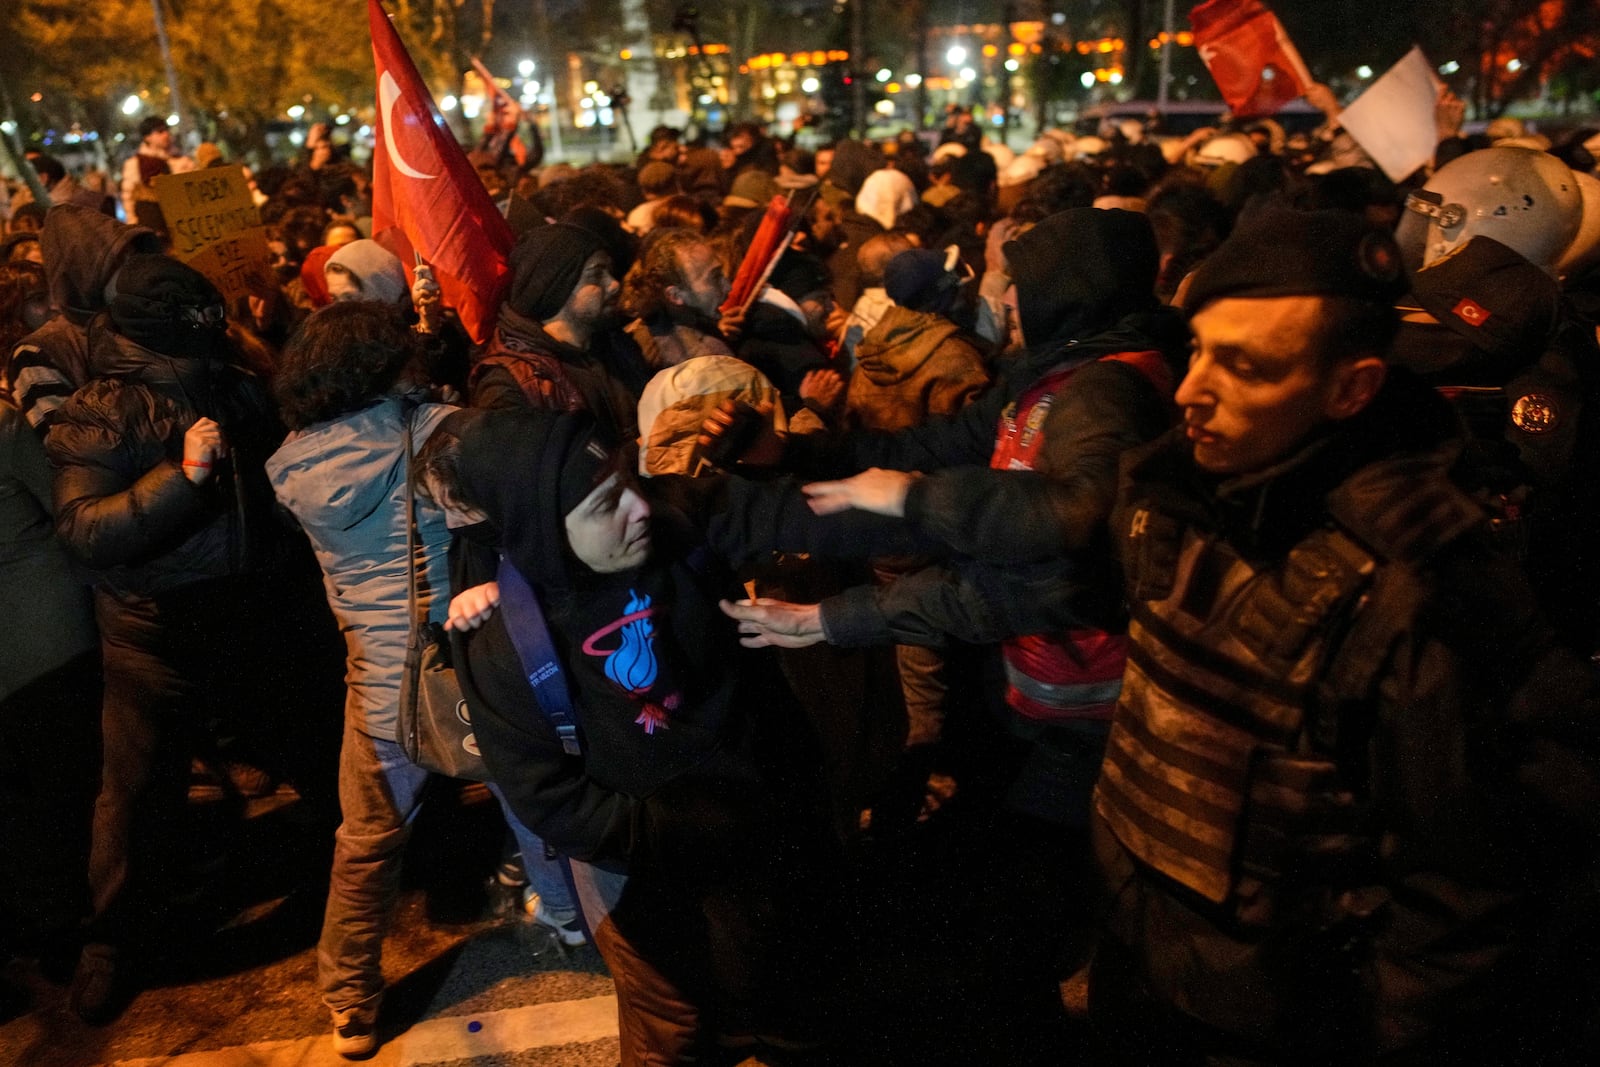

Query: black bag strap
[400,403,427,744]
[496,556,584,757]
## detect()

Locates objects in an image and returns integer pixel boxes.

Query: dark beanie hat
[506,223,605,322]
[446,407,615,589]
[885,247,962,314]
[768,251,831,302]
[109,253,226,357]
[1184,207,1409,315]
[1410,236,1559,358]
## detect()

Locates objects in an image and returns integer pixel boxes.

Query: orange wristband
[182,460,212,469]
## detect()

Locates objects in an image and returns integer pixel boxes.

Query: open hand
[799,368,845,416]
[719,597,825,648]
[802,468,916,517]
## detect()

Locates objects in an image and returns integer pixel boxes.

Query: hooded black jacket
[45,325,281,597]
[782,209,1188,644]
[445,409,927,871]
[6,205,160,432]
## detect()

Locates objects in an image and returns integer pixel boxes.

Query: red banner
[722,196,793,314]
[368,0,511,343]
[1189,0,1312,117]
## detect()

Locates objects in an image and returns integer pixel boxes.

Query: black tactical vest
[1097,447,1484,926]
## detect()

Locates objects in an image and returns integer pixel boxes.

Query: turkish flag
[368,0,511,344]
[1189,0,1313,117]
[723,196,794,314]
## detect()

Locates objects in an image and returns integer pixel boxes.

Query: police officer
[1090,207,1600,1064]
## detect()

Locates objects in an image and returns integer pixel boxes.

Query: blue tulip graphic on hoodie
[583,590,675,734]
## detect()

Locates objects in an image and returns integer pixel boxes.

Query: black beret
[1184,207,1409,314]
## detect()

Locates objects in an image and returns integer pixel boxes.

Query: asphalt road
[1,783,622,1067]
[1,746,1092,1067]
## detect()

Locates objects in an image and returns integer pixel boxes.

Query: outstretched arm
[721,555,1099,650]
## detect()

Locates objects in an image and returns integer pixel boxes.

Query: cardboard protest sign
[1337,47,1443,182]
[152,167,276,316]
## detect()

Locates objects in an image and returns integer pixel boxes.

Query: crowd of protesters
[3,83,1600,1066]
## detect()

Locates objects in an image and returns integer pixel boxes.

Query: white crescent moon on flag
[379,71,437,180]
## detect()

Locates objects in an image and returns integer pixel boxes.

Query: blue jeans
[316,717,572,1016]
[498,793,575,913]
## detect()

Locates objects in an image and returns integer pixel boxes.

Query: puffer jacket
[847,304,989,431]
[267,397,454,737]
[45,328,281,597]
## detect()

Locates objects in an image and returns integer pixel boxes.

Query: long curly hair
[621,228,710,321]
[274,302,422,430]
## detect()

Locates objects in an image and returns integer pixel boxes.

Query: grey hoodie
[267,397,454,736]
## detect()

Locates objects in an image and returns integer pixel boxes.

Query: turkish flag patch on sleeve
[1452,297,1492,327]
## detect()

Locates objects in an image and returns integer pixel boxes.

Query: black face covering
[19,289,50,333]
[108,253,228,359]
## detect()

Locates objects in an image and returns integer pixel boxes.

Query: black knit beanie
[108,253,226,358]
[506,223,606,322]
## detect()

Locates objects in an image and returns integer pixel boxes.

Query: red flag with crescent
[368,0,511,343]
[1189,0,1313,116]
[722,196,793,314]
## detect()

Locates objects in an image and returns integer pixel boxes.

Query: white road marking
[109,994,619,1066]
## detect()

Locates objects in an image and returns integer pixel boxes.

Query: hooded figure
[434,405,923,1065]
[55,254,277,595]
[777,207,1189,829]
[469,224,639,439]
[324,239,408,305]
[854,169,918,233]
[848,247,989,433]
[6,204,161,432]
[1005,207,1161,365]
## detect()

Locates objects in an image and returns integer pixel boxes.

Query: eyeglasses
[178,304,226,328]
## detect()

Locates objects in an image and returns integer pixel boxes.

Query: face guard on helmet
[1396,147,1582,275]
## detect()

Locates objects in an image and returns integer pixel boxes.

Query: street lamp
[518,59,535,78]
[947,45,967,66]
[121,94,142,116]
